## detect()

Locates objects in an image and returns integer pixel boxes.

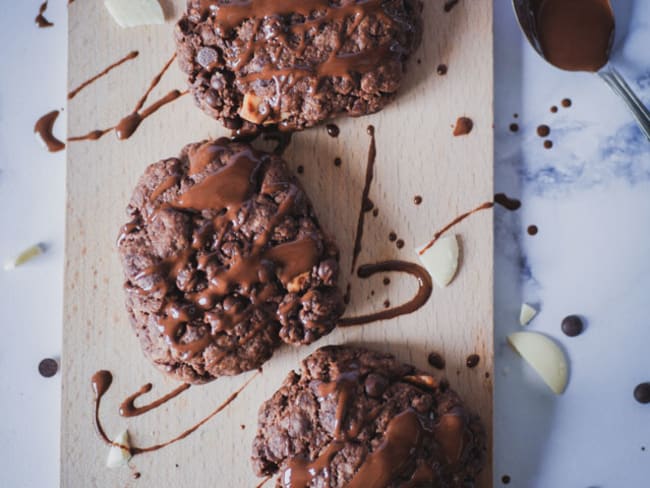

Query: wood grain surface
[61,0,494,486]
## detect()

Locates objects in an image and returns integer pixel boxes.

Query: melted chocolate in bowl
[535,0,615,72]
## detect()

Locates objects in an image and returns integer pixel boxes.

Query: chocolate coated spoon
[513,0,650,140]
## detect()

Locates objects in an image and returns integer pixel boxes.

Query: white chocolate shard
[519,303,537,326]
[104,0,164,28]
[416,235,460,288]
[106,430,132,468]
[4,243,45,271]
[507,332,569,395]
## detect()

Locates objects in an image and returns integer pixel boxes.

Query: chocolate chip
[396,239,405,249]
[389,232,397,242]
[561,315,584,337]
[436,64,448,75]
[561,98,572,107]
[427,352,446,370]
[466,354,480,368]
[536,125,550,137]
[501,475,511,484]
[634,383,650,404]
[364,373,388,398]
[38,358,58,378]
[509,123,519,132]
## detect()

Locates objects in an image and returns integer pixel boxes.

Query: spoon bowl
[511,0,650,140]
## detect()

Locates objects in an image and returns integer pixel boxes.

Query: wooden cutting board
[61,0,494,486]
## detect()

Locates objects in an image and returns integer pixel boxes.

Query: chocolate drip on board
[67,54,185,143]
[68,51,139,100]
[339,260,432,327]
[350,125,377,274]
[92,370,258,455]
[119,383,191,418]
[419,201,494,255]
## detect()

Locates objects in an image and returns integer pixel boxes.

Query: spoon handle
[598,66,650,141]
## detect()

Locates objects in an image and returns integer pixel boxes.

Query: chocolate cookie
[252,345,486,487]
[175,0,423,132]
[117,139,345,383]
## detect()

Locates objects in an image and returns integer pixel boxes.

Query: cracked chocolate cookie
[117,139,345,383]
[252,345,486,487]
[175,0,423,132]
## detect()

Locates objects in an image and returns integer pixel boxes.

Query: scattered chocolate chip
[363,198,374,212]
[536,124,550,137]
[561,98,572,107]
[326,124,340,137]
[642,446,646,451]
[502,475,511,484]
[544,140,553,149]
[396,239,405,249]
[334,157,342,167]
[372,208,379,217]
[241,424,246,430]
[466,354,480,368]
[427,352,446,370]
[550,105,558,113]
[389,232,397,242]
[297,165,304,174]
[561,315,584,337]
[527,225,538,236]
[38,358,58,378]
[383,299,390,308]
[383,277,390,285]
[513,113,519,118]
[634,383,650,404]
[485,372,490,378]
[133,472,141,480]
[453,116,473,136]
[414,195,423,205]
[416,58,422,65]
[509,123,519,132]
[436,64,448,75]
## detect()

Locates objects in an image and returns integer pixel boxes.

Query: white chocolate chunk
[519,303,537,326]
[4,243,45,271]
[507,332,569,395]
[106,430,132,468]
[104,0,164,28]
[416,235,460,288]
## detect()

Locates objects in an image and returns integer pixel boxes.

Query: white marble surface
[1,1,649,487]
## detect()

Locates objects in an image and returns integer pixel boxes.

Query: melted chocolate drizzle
[339,261,432,327]
[67,54,186,143]
[92,370,258,455]
[35,1,53,28]
[350,125,376,274]
[419,201,494,255]
[68,51,139,100]
[34,110,65,153]
[119,383,191,418]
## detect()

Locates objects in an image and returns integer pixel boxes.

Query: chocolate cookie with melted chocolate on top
[252,345,486,487]
[175,0,423,132]
[117,139,345,383]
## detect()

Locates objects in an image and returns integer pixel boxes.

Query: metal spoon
[512,0,650,140]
